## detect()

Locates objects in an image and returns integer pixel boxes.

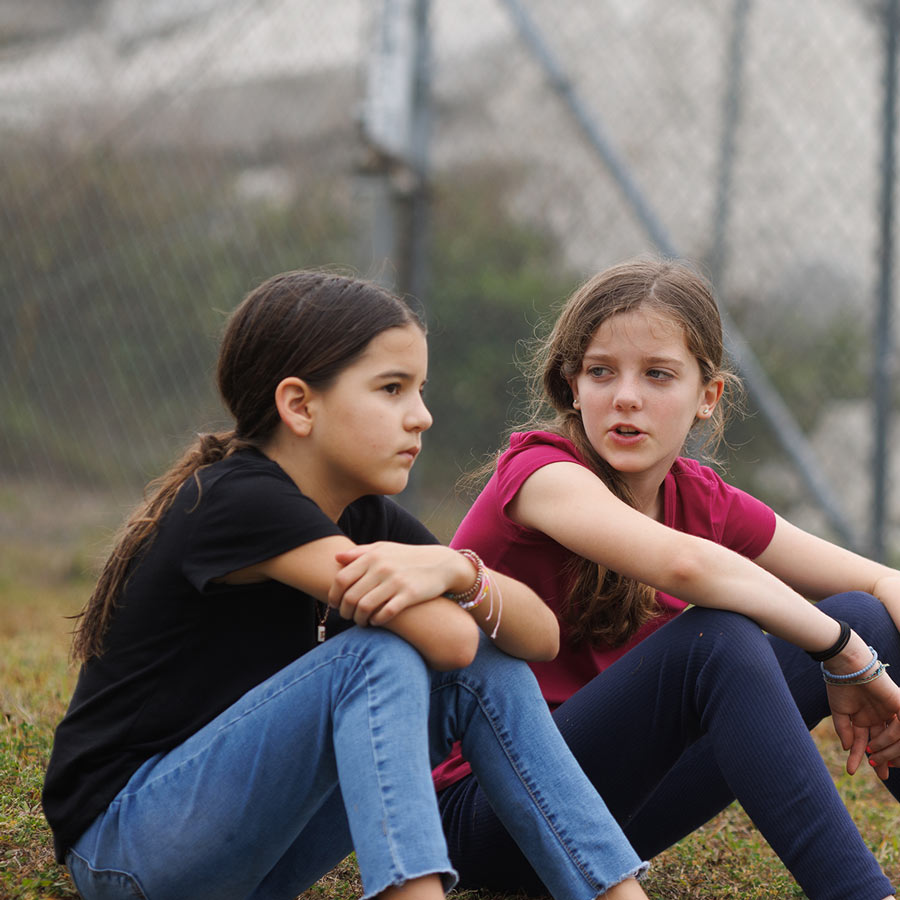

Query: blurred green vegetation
[1,139,875,545]
[1,142,356,486]
[418,168,577,520]
[1,144,578,534]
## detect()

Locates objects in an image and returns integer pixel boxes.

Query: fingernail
[866,745,872,754]
[869,757,878,766]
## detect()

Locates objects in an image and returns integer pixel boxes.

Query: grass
[1,485,899,899]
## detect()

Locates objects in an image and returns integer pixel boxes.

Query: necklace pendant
[317,624,326,643]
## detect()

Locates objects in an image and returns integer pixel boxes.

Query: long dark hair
[527,257,741,646]
[72,270,423,662]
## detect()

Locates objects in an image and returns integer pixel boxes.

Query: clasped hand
[828,670,900,779]
[327,542,463,627]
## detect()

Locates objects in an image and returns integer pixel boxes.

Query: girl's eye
[382,383,402,395]
[647,369,673,381]
[587,366,610,377]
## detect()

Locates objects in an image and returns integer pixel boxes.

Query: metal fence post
[872,0,899,560]
[708,0,753,288]
[358,0,432,301]
[358,0,432,514]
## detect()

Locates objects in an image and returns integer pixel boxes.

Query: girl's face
[307,324,432,511]
[568,307,722,507]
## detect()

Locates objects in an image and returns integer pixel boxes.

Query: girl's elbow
[424,617,480,670]
[667,549,709,595]
[535,629,560,661]
[509,614,560,662]
[531,605,561,660]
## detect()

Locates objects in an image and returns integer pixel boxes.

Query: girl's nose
[408,395,433,432]
[613,379,642,411]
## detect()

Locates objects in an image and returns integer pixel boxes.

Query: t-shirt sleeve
[495,431,589,516]
[182,467,344,592]
[670,460,776,558]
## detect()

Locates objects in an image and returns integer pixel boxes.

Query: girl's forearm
[663,543,883,679]
[513,464,875,658]
[680,540,842,650]
[383,598,481,670]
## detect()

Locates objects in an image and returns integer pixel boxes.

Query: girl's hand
[330,542,560,661]
[865,716,900,779]
[825,633,900,774]
[329,542,473,626]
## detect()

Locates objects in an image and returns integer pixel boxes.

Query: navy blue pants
[439,593,900,900]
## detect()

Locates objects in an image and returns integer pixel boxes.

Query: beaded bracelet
[821,645,880,685]
[459,569,490,611]
[807,619,851,662]
[824,661,889,687]
[851,662,890,686]
[444,549,502,638]
[444,549,485,606]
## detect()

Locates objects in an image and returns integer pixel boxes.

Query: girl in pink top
[436,258,900,900]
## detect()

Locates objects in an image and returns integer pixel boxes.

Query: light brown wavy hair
[524,256,742,647]
[72,270,424,662]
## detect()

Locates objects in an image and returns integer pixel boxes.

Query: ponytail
[71,431,253,662]
[73,269,422,662]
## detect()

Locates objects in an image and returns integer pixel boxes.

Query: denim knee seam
[433,675,605,894]
[326,640,454,898]
[357,650,430,888]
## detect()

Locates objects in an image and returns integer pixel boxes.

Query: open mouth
[614,426,641,436]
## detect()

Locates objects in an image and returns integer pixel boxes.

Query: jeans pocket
[66,849,147,899]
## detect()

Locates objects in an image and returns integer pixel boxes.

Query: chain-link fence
[3,0,899,553]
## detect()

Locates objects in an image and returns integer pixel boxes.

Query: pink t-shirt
[433,430,776,791]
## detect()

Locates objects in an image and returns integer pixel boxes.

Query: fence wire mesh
[2,0,898,552]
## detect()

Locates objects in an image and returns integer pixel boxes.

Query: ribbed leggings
[439,593,900,900]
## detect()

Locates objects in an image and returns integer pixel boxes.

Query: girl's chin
[381,476,411,496]
[598,452,641,471]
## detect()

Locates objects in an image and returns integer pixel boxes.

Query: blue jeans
[440,594,899,900]
[66,627,645,900]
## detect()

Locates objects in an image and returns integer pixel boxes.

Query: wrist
[821,643,888,686]
[444,549,484,606]
[806,619,850,662]
[823,631,875,676]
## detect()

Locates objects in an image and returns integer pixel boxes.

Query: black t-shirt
[42,449,437,861]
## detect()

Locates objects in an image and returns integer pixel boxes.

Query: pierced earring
[573,399,581,410]
[700,406,711,417]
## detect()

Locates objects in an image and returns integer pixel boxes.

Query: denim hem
[576,860,649,899]
[613,860,651,887]
[360,867,458,900]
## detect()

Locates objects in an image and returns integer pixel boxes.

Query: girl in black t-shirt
[43,271,649,900]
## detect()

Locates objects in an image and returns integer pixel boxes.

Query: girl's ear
[274,377,316,436]
[696,377,725,419]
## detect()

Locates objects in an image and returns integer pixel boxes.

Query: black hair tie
[807,619,851,662]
